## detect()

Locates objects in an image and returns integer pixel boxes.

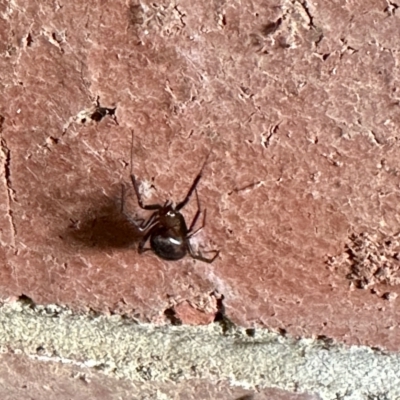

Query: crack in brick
[62,97,118,135]
[0,117,17,246]
[228,181,263,196]
[213,293,235,334]
[296,0,316,29]
[385,1,399,16]
[292,0,323,46]
[164,307,182,326]
[368,130,384,146]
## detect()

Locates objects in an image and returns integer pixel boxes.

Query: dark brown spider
[128,162,219,263]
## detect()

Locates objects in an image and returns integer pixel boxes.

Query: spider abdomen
[150,227,188,261]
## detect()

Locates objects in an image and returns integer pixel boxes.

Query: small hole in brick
[164,307,182,326]
[90,107,116,122]
[36,346,45,353]
[26,33,33,47]
[245,328,256,337]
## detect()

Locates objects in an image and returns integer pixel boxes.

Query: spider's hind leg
[188,243,219,263]
[138,227,154,253]
[187,189,204,235]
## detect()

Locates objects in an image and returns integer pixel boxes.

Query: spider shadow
[66,194,142,249]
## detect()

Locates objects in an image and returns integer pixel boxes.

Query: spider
[128,161,219,263]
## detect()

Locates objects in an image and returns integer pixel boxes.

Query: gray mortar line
[0,300,398,400]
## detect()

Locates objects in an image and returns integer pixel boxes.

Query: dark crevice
[36,346,45,354]
[245,328,256,337]
[94,363,107,371]
[278,327,287,336]
[339,38,359,59]
[1,139,11,185]
[173,5,186,27]
[87,97,118,123]
[18,294,66,318]
[213,294,235,334]
[317,334,334,349]
[2,152,12,197]
[26,33,33,47]
[385,2,399,16]
[49,32,65,53]
[221,14,227,26]
[18,294,36,309]
[370,130,384,145]
[371,346,389,356]
[298,0,323,45]
[299,0,316,29]
[52,32,61,45]
[48,136,59,145]
[1,134,17,239]
[261,18,282,36]
[164,307,182,326]
[213,294,225,322]
[262,121,282,149]
[90,106,116,122]
[84,306,108,319]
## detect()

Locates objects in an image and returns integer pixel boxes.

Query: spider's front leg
[131,175,163,210]
[122,190,157,231]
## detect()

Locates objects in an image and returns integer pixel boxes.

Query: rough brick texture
[1,0,400,357]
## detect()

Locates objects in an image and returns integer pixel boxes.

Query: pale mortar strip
[0,301,398,400]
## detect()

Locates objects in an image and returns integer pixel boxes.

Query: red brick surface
[1,0,400,355]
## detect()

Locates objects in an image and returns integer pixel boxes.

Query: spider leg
[121,184,159,232]
[131,174,162,210]
[138,225,157,253]
[121,183,146,225]
[137,212,159,232]
[187,189,202,233]
[129,213,158,232]
[187,190,208,238]
[177,150,213,211]
[176,172,202,211]
[188,209,207,238]
[187,242,219,263]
